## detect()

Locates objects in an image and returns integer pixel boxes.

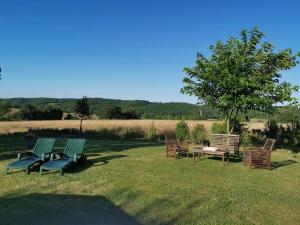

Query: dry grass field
[0,120,265,135]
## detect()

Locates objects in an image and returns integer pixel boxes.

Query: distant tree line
[0,98,299,122]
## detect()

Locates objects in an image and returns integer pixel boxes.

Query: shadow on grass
[272,160,298,170]
[84,140,162,153]
[68,154,128,174]
[0,193,141,225]
[198,154,242,164]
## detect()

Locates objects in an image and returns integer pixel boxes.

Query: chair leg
[26,167,30,175]
[60,169,64,176]
[39,167,43,175]
[5,167,9,175]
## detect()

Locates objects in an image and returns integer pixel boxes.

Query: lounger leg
[39,167,43,175]
[60,169,64,176]
[5,167,9,175]
[26,167,30,175]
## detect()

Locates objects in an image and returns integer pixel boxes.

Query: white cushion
[203,146,218,152]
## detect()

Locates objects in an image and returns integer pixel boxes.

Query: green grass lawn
[0,137,300,225]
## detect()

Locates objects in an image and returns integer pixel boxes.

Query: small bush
[123,128,144,140]
[64,113,76,120]
[264,119,279,139]
[176,120,189,141]
[191,124,207,144]
[211,121,227,134]
[146,122,157,142]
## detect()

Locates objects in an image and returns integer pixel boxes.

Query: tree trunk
[79,118,83,135]
[226,118,230,134]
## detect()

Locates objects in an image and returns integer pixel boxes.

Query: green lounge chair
[40,139,86,176]
[6,138,55,174]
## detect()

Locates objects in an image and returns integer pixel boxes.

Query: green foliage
[97,104,139,120]
[182,27,300,133]
[97,104,115,119]
[191,124,207,144]
[75,96,90,134]
[211,121,227,134]
[18,104,63,120]
[264,119,279,139]
[176,120,189,141]
[122,110,139,119]
[0,98,219,120]
[0,102,10,118]
[146,122,157,142]
[275,106,300,127]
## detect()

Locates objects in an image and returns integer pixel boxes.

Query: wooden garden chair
[227,135,240,159]
[243,138,276,170]
[164,133,189,158]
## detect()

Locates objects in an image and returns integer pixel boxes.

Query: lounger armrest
[50,154,54,161]
[73,154,77,162]
[73,154,82,163]
[41,153,45,161]
[17,153,21,161]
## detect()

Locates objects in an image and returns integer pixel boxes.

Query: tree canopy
[181,27,300,133]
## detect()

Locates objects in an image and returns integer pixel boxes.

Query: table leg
[227,152,229,165]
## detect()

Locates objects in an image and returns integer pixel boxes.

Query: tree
[96,103,116,119]
[75,96,90,134]
[0,102,11,119]
[275,106,300,128]
[181,27,300,133]
[19,104,38,120]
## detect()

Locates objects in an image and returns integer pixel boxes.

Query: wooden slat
[243,139,276,170]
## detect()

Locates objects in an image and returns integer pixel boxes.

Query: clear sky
[0,0,299,103]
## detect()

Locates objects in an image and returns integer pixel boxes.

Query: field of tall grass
[0,120,265,135]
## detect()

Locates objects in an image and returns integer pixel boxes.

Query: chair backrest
[209,134,239,152]
[64,139,86,157]
[164,133,178,147]
[209,134,227,149]
[263,138,276,151]
[32,138,55,157]
[227,135,240,152]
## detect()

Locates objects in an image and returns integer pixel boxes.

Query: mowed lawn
[0,137,300,225]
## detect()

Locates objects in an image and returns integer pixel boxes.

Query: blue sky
[0,0,299,103]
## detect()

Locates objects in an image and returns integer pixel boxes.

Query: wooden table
[192,147,229,165]
[192,146,203,162]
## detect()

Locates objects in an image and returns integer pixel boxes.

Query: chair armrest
[41,153,45,161]
[17,153,21,161]
[50,153,54,161]
[73,154,83,162]
[74,154,77,162]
